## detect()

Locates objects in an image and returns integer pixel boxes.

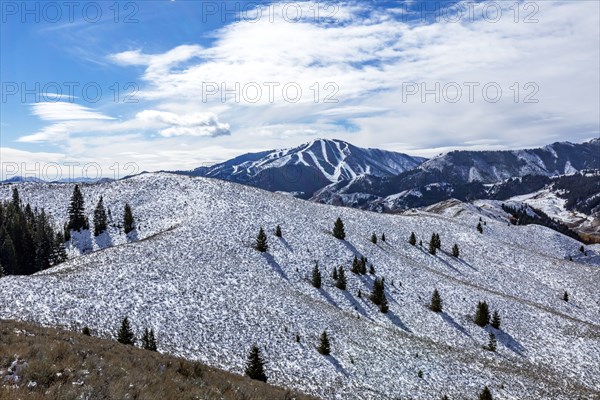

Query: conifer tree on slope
[67,185,88,231]
[117,317,135,345]
[311,262,322,289]
[429,289,443,312]
[429,235,437,255]
[359,256,367,275]
[332,266,338,280]
[491,310,501,329]
[486,332,497,352]
[381,232,386,242]
[333,217,346,240]
[452,243,460,257]
[370,277,389,313]
[474,301,491,327]
[317,331,331,355]
[477,222,484,234]
[371,233,377,244]
[409,232,417,246]
[275,225,282,237]
[351,256,360,274]
[335,266,347,290]
[142,328,158,351]
[479,386,493,400]
[123,203,135,234]
[93,196,108,236]
[255,227,268,252]
[245,344,268,382]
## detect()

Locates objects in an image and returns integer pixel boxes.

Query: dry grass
[0,319,318,400]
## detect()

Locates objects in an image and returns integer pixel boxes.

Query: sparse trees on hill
[409,232,417,246]
[479,386,493,400]
[255,227,268,252]
[370,277,388,313]
[117,317,135,345]
[311,262,322,289]
[333,217,346,240]
[275,225,282,237]
[491,310,501,329]
[429,289,443,312]
[317,331,331,355]
[67,185,88,231]
[371,233,377,244]
[93,196,108,236]
[335,266,347,290]
[123,203,135,234]
[141,328,158,351]
[452,244,459,257]
[474,301,491,327]
[245,344,267,382]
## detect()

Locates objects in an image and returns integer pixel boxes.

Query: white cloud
[136,110,230,137]
[31,102,114,121]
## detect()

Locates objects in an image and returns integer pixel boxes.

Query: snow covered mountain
[182,138,425,198]
[311,139,600,212]
[1,173,599,399]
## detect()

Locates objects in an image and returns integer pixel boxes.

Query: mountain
[181,138,425,198]
[312,139,600,212]
[0,177,115,184]
[1,173,599,399]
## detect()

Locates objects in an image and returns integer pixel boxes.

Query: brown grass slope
[0,320,318,400]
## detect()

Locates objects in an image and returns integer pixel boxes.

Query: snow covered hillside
[1,173,599,399]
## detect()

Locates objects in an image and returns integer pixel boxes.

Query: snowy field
[1,173,599,399]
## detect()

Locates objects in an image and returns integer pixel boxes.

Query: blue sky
[1,1,599,178]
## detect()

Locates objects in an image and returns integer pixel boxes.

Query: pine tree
[434,233,441,249]
[332,266,338,280]
[371,233,377,244]
[479,386,493,400]
[275,225,282,237]
[429,235,437,255]
[255,227,268,252]
[67,185,88,231]
[429,289,443,312]
[409,232,417,246]
[369,264,375,274]
[245,344,268,382]
[82,326,91,336]
[486,332,497,351]
[11,188,20,207]
[335,266,346,290]
[491,310,501,329]
[370,277,388,313]
[579,245,585,253]
[333,217,346,240]
[317,331,331,355]
[351,256,360,274]
[381,233,385,242]
[477,222,483,234]
[93,196,108,236]
[474,301,490,327]
[562,291,569,301]
[117,317,135,345]
[359,256,367,275]
[452,244,459,257]
[141,328,158,351]
[311,262,322,289]
[123,203,135,234]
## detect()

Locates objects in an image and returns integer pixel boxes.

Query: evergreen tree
[371,233,377,244]
[255,227,268,252]
[0,234,17,275]
[479,386,493,400]
[579,245,585,253]
[429,235,437,255]
[370,277,388,313]
[491,310,501,329]
[82,326,91,336]
[67,185,88,231]
[123,203,135,234]
[141,328,158,351]
[11,188,20,207]
[429,289,443,312]
[275,225,282,237]
[117,317,135,345]
[333,217,346,240]
[477,222,483,233]
[434,233,441,249]
[245,344,267,382]
[335,266,347,290]
[351,256,360,274]
[332,266,338,280]
[93,196,108,236]
[562,291,569,301]
[486,332,497,352]
[359,256,367,275]
[409,232,417,246]
[369,264,375,274]
[317,331,331,355]
[311,262,322,289]
[381,233,385,242]
[474,301,491,327]
[452,244,459,257]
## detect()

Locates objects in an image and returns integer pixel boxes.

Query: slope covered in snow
[1,173,599,399]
